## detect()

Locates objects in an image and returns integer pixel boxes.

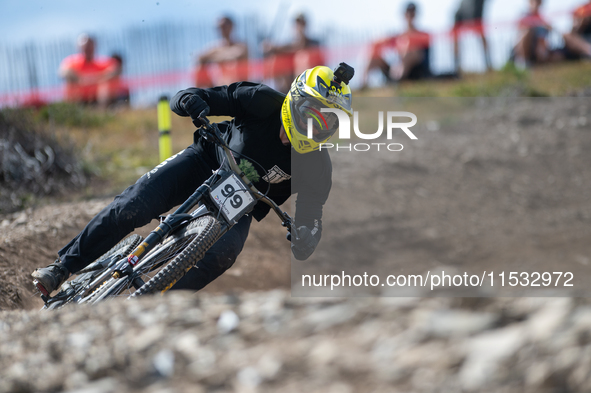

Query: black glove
[180,93,209,126]
[291,226,320,261]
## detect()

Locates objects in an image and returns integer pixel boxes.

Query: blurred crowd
[59,34,130,107]
[511,0,591,66]
[59,0,591,106]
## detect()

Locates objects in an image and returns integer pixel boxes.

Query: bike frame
[111,119,296,282]
[40,118,296,308]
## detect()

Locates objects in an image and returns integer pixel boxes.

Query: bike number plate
[210,173,255,223]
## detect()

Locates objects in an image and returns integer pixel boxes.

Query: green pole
[158,95,172,162]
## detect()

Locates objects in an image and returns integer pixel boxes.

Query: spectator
[361,2,431,88]
[453,0,492,72]
[263,13,325,93]
[193,16,249,88]
[511,0,561,66]
[562,0,591,59]
[97,53,130,108]
[59,34,119,105]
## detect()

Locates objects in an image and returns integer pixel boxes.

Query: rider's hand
[180,94,210,126]
[291,226,320,261]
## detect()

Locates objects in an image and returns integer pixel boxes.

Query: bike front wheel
[87,215,222,302]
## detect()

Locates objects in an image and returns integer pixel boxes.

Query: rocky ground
[1,292,591,393]
[1,97,591,391]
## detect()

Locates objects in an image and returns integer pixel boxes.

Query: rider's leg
[57,146,214,274]
[170,213,252,291]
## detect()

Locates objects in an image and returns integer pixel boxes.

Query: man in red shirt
[361,2,431,88]
[512,0,555,65]
[263,13,325,93]
[193,16,249,88]
[59,34,121,104]
[97,54,130,107]
[563,1,591,59]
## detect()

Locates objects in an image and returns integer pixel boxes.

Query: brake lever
[197,117,226,146]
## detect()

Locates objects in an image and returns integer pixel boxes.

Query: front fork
[113,183,212,279]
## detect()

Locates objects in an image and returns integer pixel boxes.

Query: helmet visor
[290,97,339,143]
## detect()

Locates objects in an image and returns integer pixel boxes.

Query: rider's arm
[170,82,284,120]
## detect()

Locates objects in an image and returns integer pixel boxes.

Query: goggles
[290,97,339,143]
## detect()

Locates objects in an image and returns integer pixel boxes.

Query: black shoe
[32,261,70,296]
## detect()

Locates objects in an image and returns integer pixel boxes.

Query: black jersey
[170,82,332,228]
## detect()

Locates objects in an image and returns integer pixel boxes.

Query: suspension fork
[114,182,212,277]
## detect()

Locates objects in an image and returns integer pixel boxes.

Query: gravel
[1,292,591,392]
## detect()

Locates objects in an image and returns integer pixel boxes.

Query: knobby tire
[87,215,221,302]
[131,215,221,297]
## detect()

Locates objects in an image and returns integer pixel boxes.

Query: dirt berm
[1,97,590,391]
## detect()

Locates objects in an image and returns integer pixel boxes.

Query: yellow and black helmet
[281,63,354,154]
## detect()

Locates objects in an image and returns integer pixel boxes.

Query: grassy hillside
[360,60,591,98]
[10,105,231,200]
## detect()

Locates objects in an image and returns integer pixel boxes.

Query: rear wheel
[87,215,221,302]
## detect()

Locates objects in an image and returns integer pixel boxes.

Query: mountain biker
[31,63,354,296]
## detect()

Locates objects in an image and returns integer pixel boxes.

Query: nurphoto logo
[308,109,418,152]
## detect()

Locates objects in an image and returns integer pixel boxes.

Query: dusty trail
[1,97,591,392]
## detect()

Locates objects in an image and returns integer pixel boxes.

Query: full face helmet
[281,63,354,154]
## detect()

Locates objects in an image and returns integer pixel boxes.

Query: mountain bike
[37,118,297,310]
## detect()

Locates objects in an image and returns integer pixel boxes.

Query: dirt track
[296,97,591,296]
[1,97,591,308]
[1,97,591,392]
[0,199,291,310]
